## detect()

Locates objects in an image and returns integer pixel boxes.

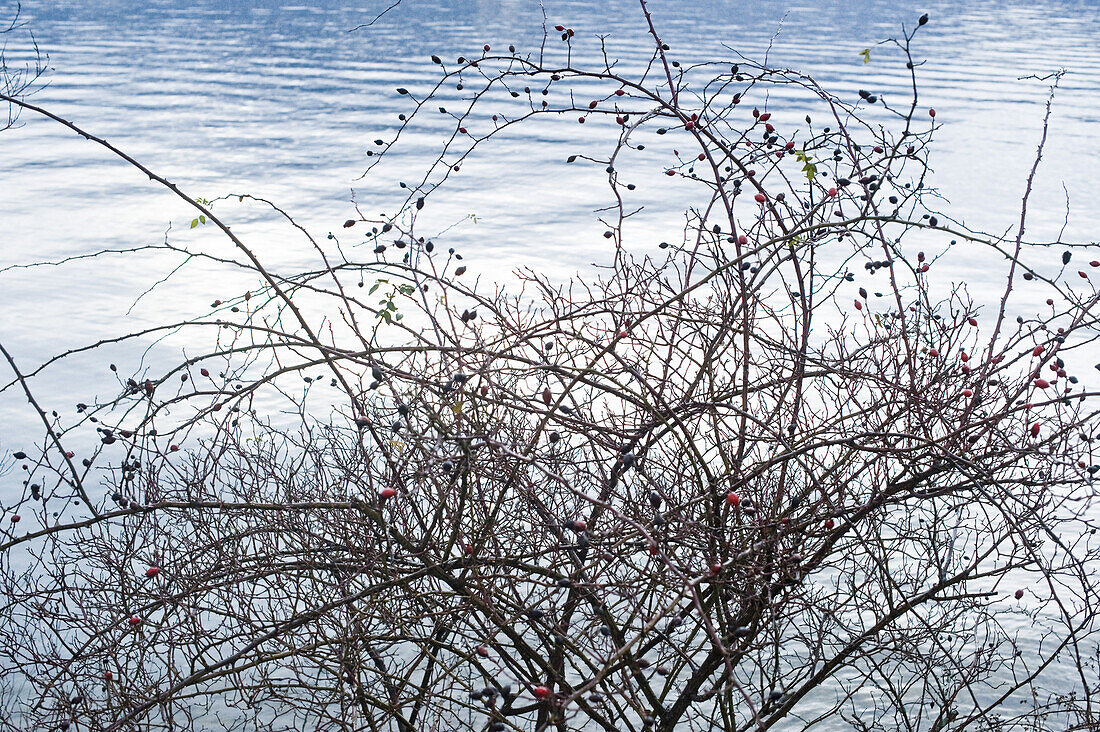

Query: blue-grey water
[0,0,1099,726]
[1,0,1099,443]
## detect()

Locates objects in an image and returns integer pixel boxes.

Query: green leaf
[859,48,871,64]
[368,283,381,295]
[199,215,206,224]
[190,218,199,229]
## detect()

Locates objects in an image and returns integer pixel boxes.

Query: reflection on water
[1,0,1098,363]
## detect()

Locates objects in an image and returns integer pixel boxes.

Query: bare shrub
[1,5,1099,731]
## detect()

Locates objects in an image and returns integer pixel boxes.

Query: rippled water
[2,0,1099,439]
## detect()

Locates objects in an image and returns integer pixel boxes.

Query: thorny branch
[1,5,1099,732]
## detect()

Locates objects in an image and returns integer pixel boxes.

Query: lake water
[2,0,1099,445]
[1,0,1099,726]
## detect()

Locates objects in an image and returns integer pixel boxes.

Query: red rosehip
[1034,378,1050,389]
[968,317,978,326]
[1032,345,1045,357]
[928,348,939,357]
[10,514,20,523]
[380,488,397,500]
[854,300,862,310]
[128,616,141,627]
[962,389,973,397]
[1015,589,1024,599]
[824,519,835,530]
[726,492,740,506]
[103,671,113,681]
[754,193,766,203]
[145,566,159,578]
[534,686,551,699]
[928,108,936,117]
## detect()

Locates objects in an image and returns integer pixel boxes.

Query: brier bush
[1,4,1099,731]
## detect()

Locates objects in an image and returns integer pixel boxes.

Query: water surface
[1,0,1099,511]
